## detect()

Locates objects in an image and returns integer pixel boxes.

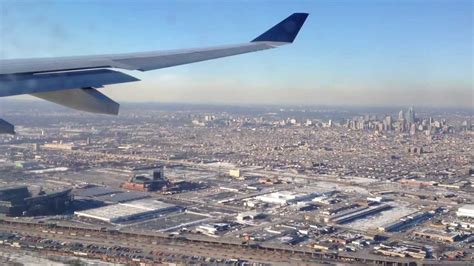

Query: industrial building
[236,211,265,222]
[379,211,434,232]
[456,204,474,218]
[74,199,182,223]
[413,228,463,243]
[0,186,73,216]
[196,223,230,236]
[374,244,427,259]
[255,191,318,205]
[120,168,169,192]
[328,204,392,224]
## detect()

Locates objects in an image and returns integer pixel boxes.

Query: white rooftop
[456,204,474,218]
[121,198,175,211]
[75,204,146,221]
[458,204,474,211]
[74,199,177,222]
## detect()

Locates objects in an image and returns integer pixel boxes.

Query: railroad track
[0,219,418,265]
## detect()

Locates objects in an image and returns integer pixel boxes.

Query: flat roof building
[456,204,474,219]
[255,191,317,205]
[236,210,265,222]
[74,199,182,224]
[413,229,462,243]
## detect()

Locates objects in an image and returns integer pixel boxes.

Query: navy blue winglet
[251,13,309,43]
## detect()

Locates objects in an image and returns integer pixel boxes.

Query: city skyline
[0,1,472,263]
[1,0,472,108]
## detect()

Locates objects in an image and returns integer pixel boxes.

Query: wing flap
[32,88,120,115]
[0,69,139,97]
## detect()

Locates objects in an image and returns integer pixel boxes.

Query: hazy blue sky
[0,0,472,107]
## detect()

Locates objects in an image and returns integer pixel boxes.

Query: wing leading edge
[0,13,308,134]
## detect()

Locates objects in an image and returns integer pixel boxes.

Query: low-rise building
[236,210,265,222]
[457,204,474,218]
[255,191,317,205]
[413,228,463,243]
[74,199,182,223]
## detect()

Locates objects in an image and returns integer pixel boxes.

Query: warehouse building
[74,199,182,224]
[456,204,474,219]
[413,228,463,243]
[255,191,318,205]
[236,210,265,222]
[329,204,392,224]
[196,223,230,236]
[379,211,433,232]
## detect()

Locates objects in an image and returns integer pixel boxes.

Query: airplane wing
[0,13,308,134]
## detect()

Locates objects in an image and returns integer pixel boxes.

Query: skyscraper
[398,110,406,132]
[398,110,404,121]
[385,115,393,131]
[406,106,416,124]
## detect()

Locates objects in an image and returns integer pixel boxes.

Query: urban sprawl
[0,101,472,265]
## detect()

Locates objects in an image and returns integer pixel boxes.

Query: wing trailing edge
[32,88,120,115]
[0,69,139,97]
